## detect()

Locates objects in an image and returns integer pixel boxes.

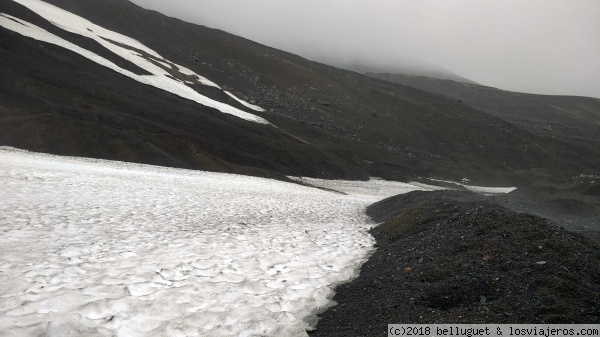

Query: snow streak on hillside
[0,148,432,336]
[0,0,267,124]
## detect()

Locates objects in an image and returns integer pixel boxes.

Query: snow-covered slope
[0,148,433,337]
[0,0,267,124]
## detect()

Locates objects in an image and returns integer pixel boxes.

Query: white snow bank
[289,176,442,201]
[0,148,431,337]
[427,178,517,194]
[1,0,267,123]
[461,184,517,194]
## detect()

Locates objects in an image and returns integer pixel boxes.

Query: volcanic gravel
[309,191,600,337]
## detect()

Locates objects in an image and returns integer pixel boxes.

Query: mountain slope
[368,73,600,166]
[1,0,599,184]
[0,0,368,180]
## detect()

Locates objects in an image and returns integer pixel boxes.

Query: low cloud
[132,0,600,98]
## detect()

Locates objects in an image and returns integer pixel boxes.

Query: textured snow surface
[0,0,267,123]
[0,148,431,337]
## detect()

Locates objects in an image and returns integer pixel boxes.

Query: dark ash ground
[309,191,600,337]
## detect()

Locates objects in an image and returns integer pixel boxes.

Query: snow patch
[288,176,440,200]
[225,91,266,112]
[428,178,517,194]
[1,0,267,123]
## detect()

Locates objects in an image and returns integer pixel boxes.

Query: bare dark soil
[309,191,600,337]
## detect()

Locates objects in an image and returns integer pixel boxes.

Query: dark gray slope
[368,72,600,169]
[1,0,599,184]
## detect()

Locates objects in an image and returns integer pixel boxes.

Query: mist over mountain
[346,61,479,85]
[131,0,600,99]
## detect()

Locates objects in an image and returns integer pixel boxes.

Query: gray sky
[131,0,600,98]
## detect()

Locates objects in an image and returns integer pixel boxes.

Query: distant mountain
[367,72,600,168]
[348,62,479,85]
[1,0,599,185]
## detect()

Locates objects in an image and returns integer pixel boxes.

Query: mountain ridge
[367,72,600,163]
[1,0,599,186]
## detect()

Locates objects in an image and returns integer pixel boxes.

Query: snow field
[0,148,431,336]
